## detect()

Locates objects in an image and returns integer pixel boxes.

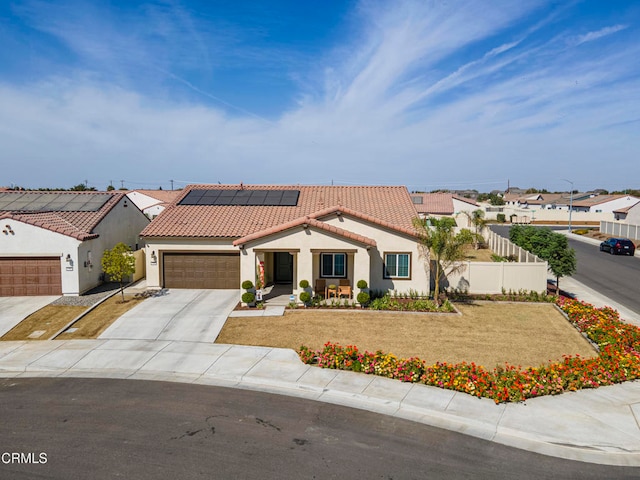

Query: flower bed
[298,297,640,403]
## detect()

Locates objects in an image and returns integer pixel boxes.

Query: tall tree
[510,225,577,293]
[413,217,474,304]
[542,234,577,293]
[101,243,136,302]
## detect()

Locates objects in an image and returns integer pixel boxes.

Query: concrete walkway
[0,338,639,466]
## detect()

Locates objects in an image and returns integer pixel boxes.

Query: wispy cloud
[1,0,638,191]
[574,24,627,45]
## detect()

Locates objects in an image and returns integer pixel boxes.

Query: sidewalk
[558,229,640,325]
[0,337,639,466]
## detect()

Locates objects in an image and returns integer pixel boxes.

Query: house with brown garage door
[141,184,429,300]
[0,191,149,296]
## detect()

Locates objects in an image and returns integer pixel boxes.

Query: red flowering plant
[298,297,640,403]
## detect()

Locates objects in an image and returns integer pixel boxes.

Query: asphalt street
[491,225,640,315]
[1,378,638,480]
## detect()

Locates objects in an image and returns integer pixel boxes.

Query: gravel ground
[51,283,122,307]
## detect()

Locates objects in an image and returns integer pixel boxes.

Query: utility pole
[170,179,174,191]
[120,180,125,189]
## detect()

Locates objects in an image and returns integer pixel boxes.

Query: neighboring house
[571,195,640,213]
[410,193,479,226]
[127,189,182,219]
[0,191,149,296]
[142,184,429,298]
[613,201,640,223]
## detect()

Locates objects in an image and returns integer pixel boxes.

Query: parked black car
[599,238,636,256]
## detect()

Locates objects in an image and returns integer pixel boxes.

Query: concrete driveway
[0,296,59,337]
[99,289,239,342]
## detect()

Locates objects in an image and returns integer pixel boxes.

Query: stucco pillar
[352,247,370,293]
[295,249,313,295]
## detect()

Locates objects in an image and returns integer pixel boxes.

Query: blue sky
[0,0,638,192]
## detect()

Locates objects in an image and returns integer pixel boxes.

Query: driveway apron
[98,289,239,342]
[0,296,59,337]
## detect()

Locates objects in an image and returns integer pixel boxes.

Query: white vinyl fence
[600,221,640,241]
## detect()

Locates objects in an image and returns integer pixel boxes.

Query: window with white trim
[321,253,346,277]
[384,253,410,279]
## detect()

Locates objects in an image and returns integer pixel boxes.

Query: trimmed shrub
[299,291,311,304]
[299,279,310,289]
[356,279,368,289]
[357,291,370,306]
[242,280,254,290]
[241,292,255,304]
[496,213,506,223]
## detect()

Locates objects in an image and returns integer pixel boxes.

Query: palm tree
[413,217,474,304]
[463,209,488,250]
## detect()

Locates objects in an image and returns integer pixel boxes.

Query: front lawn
[216,302,596,368]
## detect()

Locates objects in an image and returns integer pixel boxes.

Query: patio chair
[338,279,352,299]
[314,279,326,298]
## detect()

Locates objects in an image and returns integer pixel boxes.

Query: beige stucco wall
[442,261,548,294]
[483,206,613,223]
[143,238,237,288]
[242,215,429,296]
[145,214,429,300]
[0,220,81,294]
[625,205,640,225]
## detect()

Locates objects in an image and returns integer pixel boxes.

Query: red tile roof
[141,184,419,239]
[0,191,125,241]
[410,193,477,215]
[233,216,377,247]
[132,189,182,204]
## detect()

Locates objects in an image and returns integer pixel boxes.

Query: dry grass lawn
[56,294,145,340]
[463,246,495,262]
[1,305,87,341]
[216,302,597,368]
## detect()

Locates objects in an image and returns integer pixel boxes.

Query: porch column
[352,247,370,293]
[255,251,266,288]
[295,249,313,295]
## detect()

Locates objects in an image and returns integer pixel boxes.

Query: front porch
[251,248,370,304]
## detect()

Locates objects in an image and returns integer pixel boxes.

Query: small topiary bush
[299,279,310,289]
[242,280,254,290]
[299,291,311,304]
[241,292,255,304]
[356,279,368,289]
[496,213,506,223]
[357,291,370,306]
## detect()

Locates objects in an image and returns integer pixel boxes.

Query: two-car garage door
[163,253,240,289]
[0,257,62,296]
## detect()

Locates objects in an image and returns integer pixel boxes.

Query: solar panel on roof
[0,192,112,212]
[178,189,300,206]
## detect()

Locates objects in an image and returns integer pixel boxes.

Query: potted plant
[242,280,255,307]
[356,279,370,307]
[357,291,370,308]
[242,291,256,307]
[299,291,311,307]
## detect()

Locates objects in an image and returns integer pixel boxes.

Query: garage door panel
[0,257,62,296]
[163,253,240,289]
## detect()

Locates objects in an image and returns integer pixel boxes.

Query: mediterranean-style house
[0,191,149,296]
[410,192,479,226]
[141,184,429,300]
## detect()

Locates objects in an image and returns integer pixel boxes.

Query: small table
[326,285,338,299]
